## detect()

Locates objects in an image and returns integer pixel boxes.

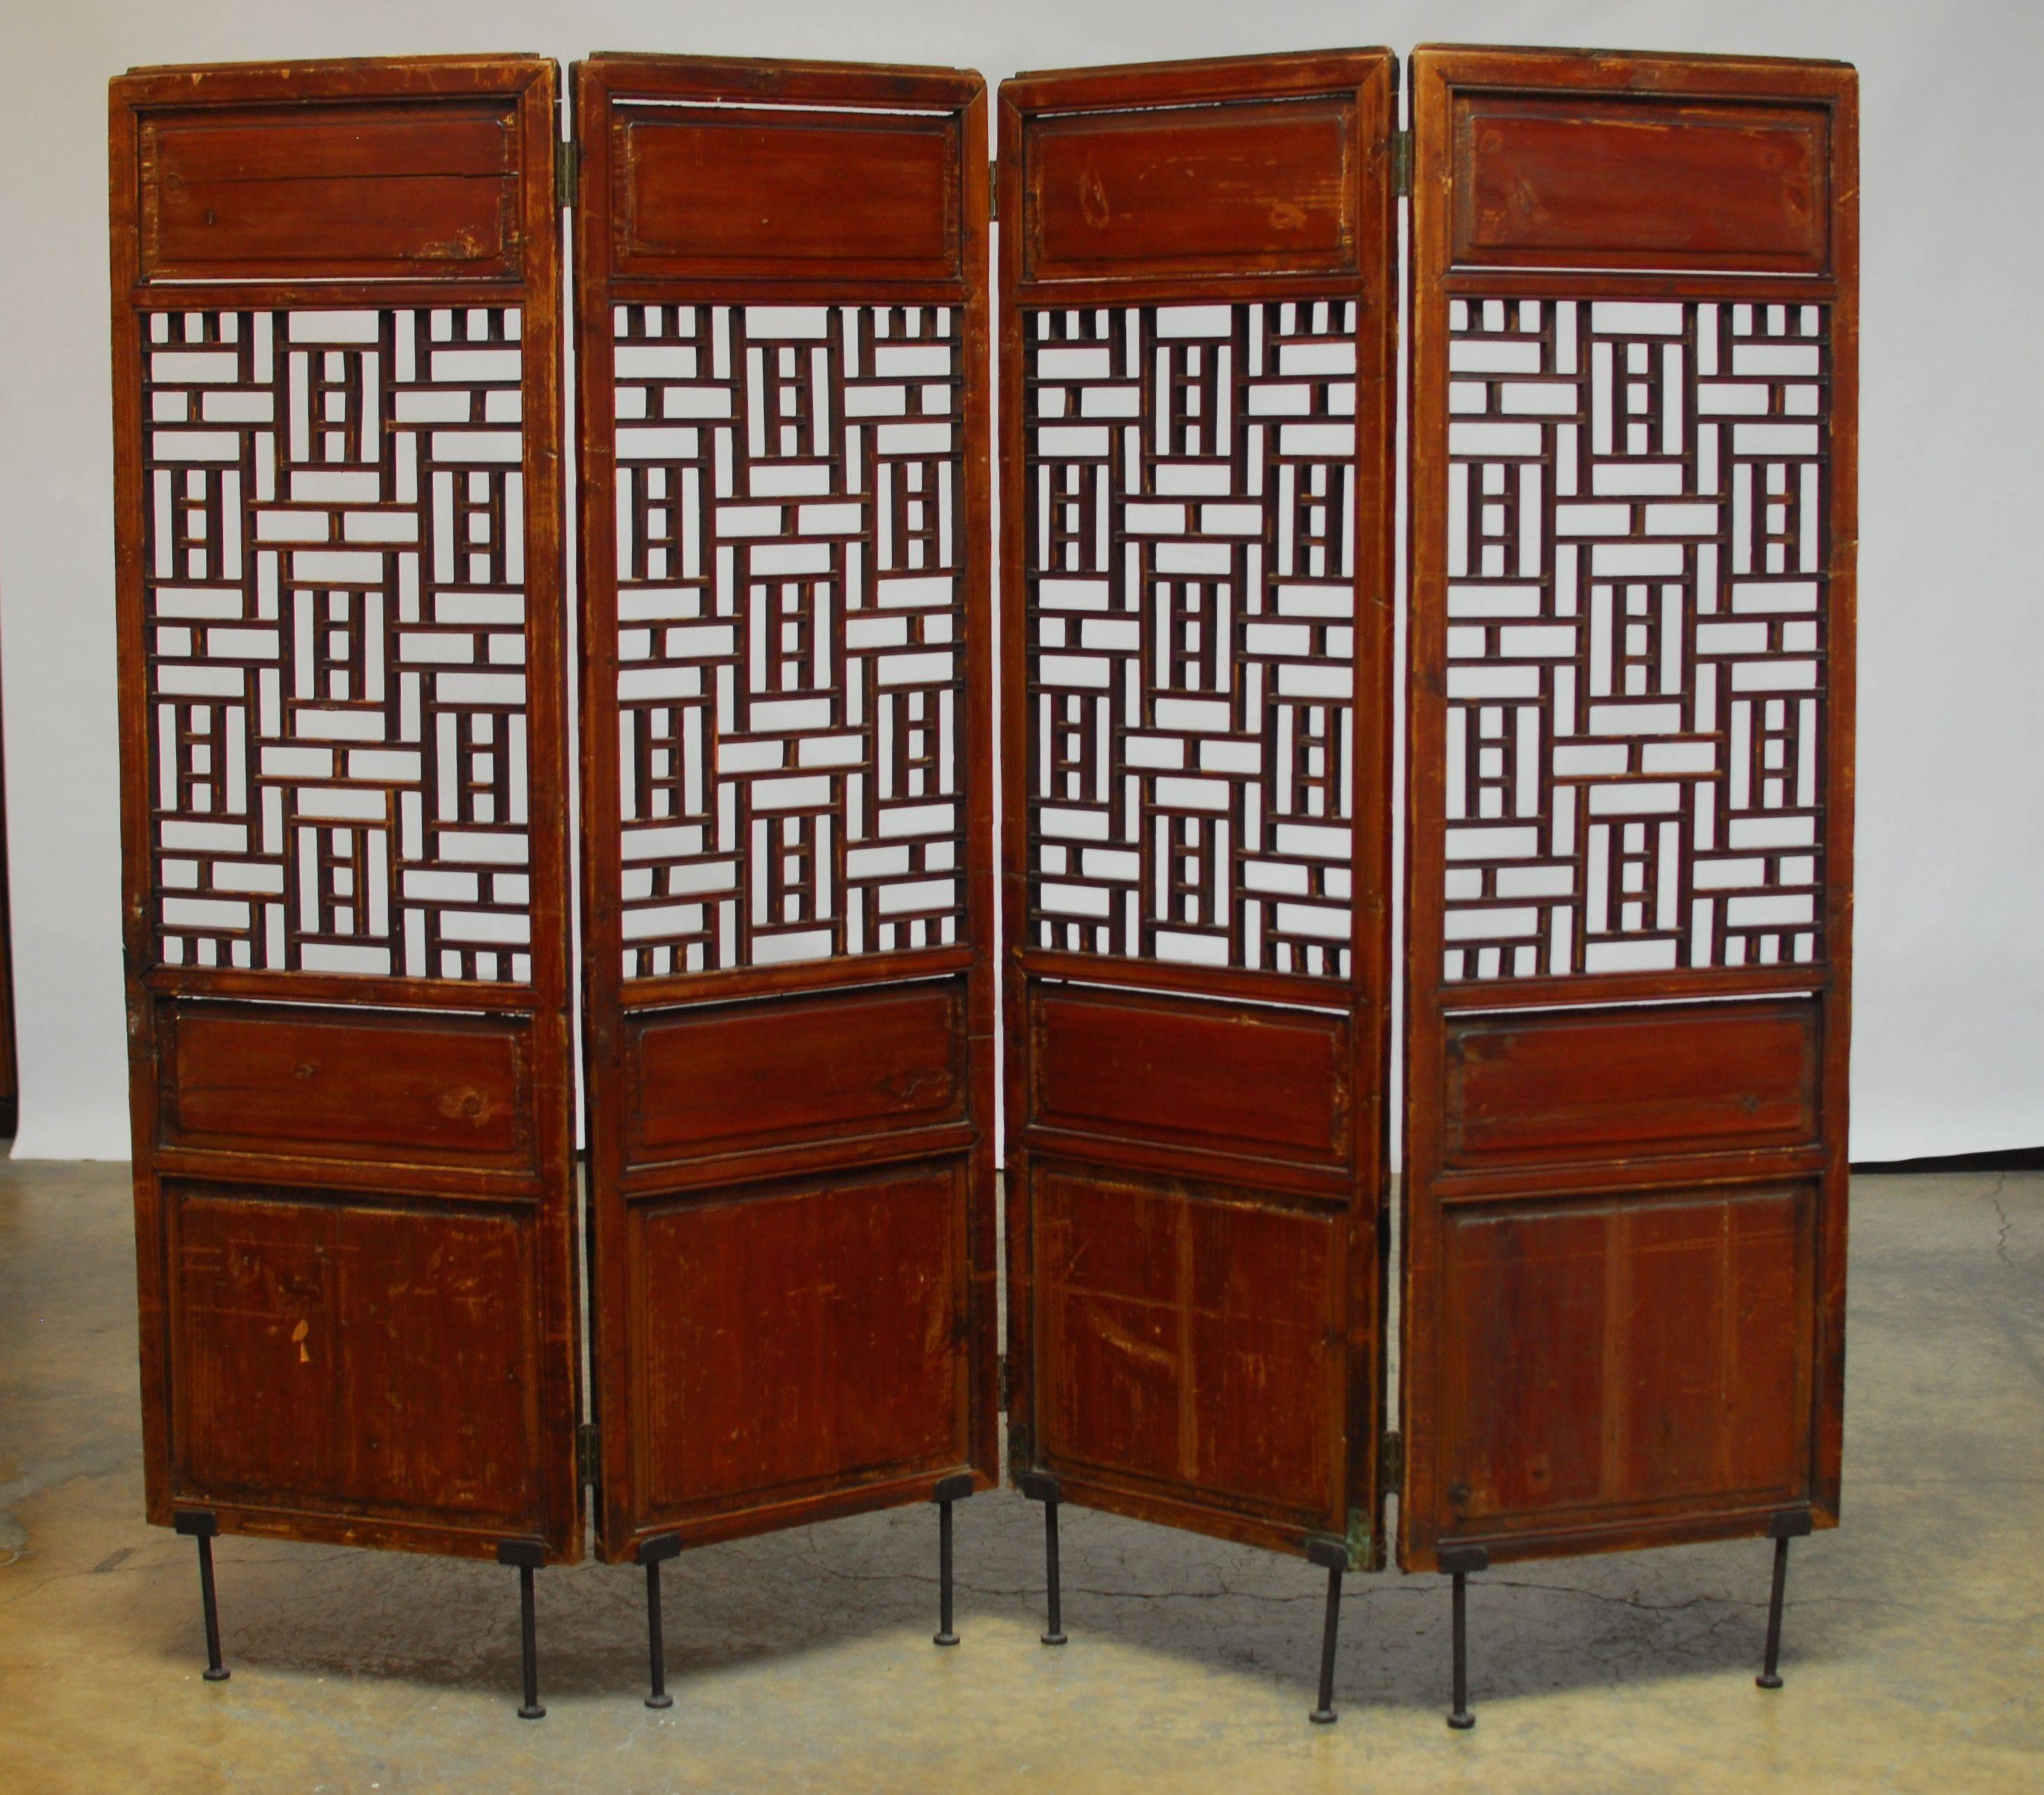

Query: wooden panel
[167,1183,542,1533]
[1450,95,1830,275]
[612,106,961,280]
[575,55,998,1564]
[1024,98,1356,281]
[1437,1185,1810,1540]
[1401,45,1856,1573]
[1443,999,1818,1167]
[1001,49,1397,1568]
[631,1167,963,1518]
[629,982,964,1161]
[1031,985,1349,1167]
[111,57,577,1565]
[137,99,521,282]
[163,1003,532,1165]
[1034,1164,1343,1527]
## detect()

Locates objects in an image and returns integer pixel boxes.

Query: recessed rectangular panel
[629,982,965,1161]
[1437,1185,1810,1539]
[1025,99,1356,281]
[1032,984,1349,1167]
[1451,95,1830,275]
[1443,999,1818,1167]
[166,1183,543,1532]
[1034,1163,1343,1526]
[612,107,961,279]
[138,99,521,282]
[163,1003,532,1164]
[631,1167,964,1518]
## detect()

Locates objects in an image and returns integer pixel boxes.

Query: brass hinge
[1390,130,1413,199]
[1378,1428,1404,1490]
[556,138,580,214]
[989,158,999,223]
[575,1421,599,1487]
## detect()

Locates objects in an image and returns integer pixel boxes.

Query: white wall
[1,0,2037,1162]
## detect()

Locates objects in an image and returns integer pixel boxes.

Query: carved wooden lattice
[611,302,966,976]
[142,306,533,982]
[1024,301,1359,978]
[1440,297,1830,982]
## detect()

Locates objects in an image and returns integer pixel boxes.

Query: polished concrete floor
[1,1160,2039,1794]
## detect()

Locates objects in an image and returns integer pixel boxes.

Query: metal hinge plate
[989,159,999,223]
[576,1421,599,1487]
[1379,1428,1404,1490]
[998,1353,1012,1411]
[1391,130,1413,199]
[556,139,580,214]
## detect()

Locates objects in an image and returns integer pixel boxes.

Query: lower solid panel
[630,1162,968,1521]
[1033,1161,1345,1532]
[1435,1182,1812,1545]
[165,1181,547,1539]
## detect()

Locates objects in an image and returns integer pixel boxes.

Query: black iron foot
[640,1534,682,1710]
[498,1541,546,1719]
[174,1511,229,1682]
[1018,1473,1067,1645]
[1306,1540,1347,1724]
[932,1473,974,1647]
[1441,1546,1487,1731]
[1758,1511,1811,1689]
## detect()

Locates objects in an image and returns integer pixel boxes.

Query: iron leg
[497,1541,546,1720]
[174,1512,228,1683]
[1448,1570,1474,1730]
[1041,1497,1068,1646]
[1758,1534,1792,1689]
[1310,1561,1343,1724]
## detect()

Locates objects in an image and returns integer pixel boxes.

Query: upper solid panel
[579,56,981,287]
[612,108,961,280]
[1027,98,1355,282]
[1451,95,1828,275]
[1413,46,1853,279]
[114,58,554,287]
[1003,50,1394,293]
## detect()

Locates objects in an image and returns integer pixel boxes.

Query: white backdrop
[1,0,2038,1163]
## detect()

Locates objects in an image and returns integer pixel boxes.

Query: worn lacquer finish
[1401,46,1858,1570]
[572,55,997,1562]
[110,55,577,1562]
[1000,52,1397,1565]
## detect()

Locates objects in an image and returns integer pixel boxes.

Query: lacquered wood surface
[572,55,999,1564]
[111,55,579,1564]
[1399,44,1858,1572]
[1000,50,1398,1568]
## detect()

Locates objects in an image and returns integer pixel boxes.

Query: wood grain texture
[573,55,999,1565]
[1000,50,1397,1569]
[1400,43,1857,1572]
[111,55,578,1564]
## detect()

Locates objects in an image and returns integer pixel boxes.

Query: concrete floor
[0,1161,2039,1794]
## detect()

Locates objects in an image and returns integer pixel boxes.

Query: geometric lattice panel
[611,302,966,977]
[142,308,533,982]
[1024,301,1359,979]
[1441,297,1830,982]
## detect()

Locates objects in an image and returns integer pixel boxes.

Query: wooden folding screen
[999,53,1399,1567]
[1401,48,1858,1572]
[109,58,580,1561]
[572,56,999,1562]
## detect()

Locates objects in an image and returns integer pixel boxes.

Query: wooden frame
[1400,45,1858,1570]
[110,55,579,1562]
[999,50,1399,1565]
[571,55,999,1563]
